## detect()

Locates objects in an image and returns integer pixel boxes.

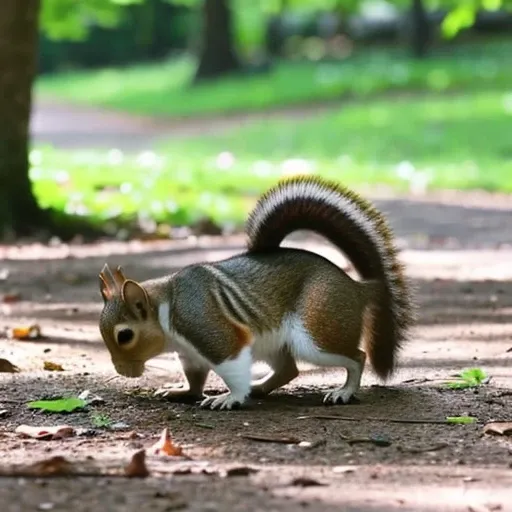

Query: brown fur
[246,175,415,379]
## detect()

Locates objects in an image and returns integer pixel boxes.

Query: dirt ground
[1,193,512,512]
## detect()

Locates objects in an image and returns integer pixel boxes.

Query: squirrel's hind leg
[250,347,299,398]
[322,349,366,405]
[297,277,368,405]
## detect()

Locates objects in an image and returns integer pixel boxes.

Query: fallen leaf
[483,422,512,436]
[290,477,327,487]
[124,450,150,478]
[43,361,64,372]
[149,427,183,456]
[10,324,43,341]
[27,397,87,413]
[0,358,20,373]
[15,424,76,440]
[24,456,74,476]
[241,434,301,444]
[445,416,478,424]
[224,466,259,477]
[2,292,21,303]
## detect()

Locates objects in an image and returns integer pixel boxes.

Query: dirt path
[30,96,335,150]
[1,194,512,511]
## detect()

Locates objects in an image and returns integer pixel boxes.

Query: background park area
[1,1,512,511]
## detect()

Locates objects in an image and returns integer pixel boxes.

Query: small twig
[194,423,215,430]
[241,434,301,444]
[103,375,120,384]
[298,415,451,425]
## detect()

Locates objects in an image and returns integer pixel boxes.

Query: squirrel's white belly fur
[159,301,357,371]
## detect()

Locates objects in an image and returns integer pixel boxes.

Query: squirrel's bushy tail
[246,175,415,379]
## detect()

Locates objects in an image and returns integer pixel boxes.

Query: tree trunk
[0,0,48,240]
[194,0,240,82]
[410,0,431,58]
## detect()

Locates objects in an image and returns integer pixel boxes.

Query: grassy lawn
[32,87,512,230]
[35,39,512,118]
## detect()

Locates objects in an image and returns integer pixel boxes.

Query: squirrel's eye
[117,328,134,345]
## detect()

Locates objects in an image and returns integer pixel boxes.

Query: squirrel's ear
[99,274,111,302]
[121,280,150,321]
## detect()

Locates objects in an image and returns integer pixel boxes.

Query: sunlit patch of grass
[31,88,512,230]
[35,39,512,118]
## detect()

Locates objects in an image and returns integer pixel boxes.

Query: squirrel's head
[98,264,166,378]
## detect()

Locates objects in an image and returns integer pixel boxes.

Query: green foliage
[30,86,512,230]
[41,0,132,40]
[438,0,512,38]
[91,413,113,428]
[446,368,488,389]
[36,39,512,117]
[39,0,512,43]
[445,416,478,424]
[27,397,87,413]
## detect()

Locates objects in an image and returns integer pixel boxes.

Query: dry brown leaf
[2,292,21,304]
[149,427,183,456]
[483,422,512,436]
[290,477,327,487]
[24,456,74,476]
[10,324,42,341]
[224,466,259,477]
[0,358,20,373]
[43,361,64,372]
[15,424,76,440]
[124,449,150,478]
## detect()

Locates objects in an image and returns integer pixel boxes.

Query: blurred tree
[410,0,431,58]
[193,0,241,81]
[0,0,47,239]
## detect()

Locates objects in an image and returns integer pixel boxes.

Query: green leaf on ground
[445,368,488,390]
[91,413,113,428]
[445,416,478,425]
[27,398,87,413]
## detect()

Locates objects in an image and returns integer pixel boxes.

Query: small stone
[111,421,130,431]
[38,503,54,511]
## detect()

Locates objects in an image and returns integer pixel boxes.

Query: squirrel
[98,175,414,410]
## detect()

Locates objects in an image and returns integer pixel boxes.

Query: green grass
[36,39,512,118]
[32,88,512,229]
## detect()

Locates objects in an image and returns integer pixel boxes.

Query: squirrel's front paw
[153,384,204,404]
[200,392,244,411]
[323,387,355,405]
